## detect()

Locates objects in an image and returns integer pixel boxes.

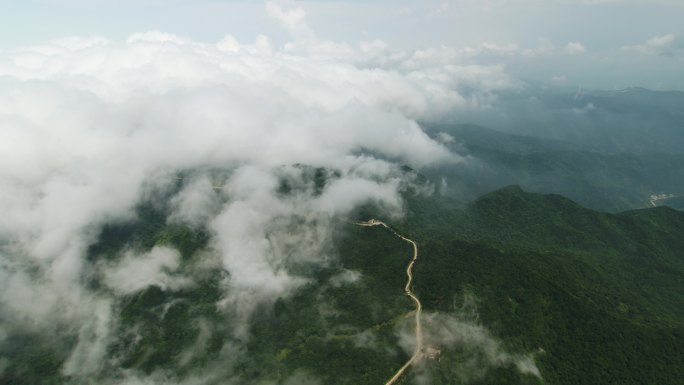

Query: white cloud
[0,2,520,379]
[563,41,587,55]
[315,177,403,216]
[415,312,541,379]
[103,246,188,295]
[436,132,456,144]
[61,299,112,376]
[167,175,223,228]
[266,0,314,42]
[329,269,362,287]
[127,31,191,45]
[622,33,680,56]
[394,293,541,383]
[481,42,520,56]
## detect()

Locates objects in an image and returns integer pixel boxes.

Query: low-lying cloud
[395,293,541,384]
[0,1,519,383]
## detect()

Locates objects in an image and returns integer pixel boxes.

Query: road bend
[356,219,423,385]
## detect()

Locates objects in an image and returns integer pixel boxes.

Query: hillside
[405,186,684,384]
[3,185,683,384]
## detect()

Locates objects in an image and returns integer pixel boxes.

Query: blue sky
[0,0,683,89]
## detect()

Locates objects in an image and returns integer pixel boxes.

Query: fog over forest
[1,1,682,384]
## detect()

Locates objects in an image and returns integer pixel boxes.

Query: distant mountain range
[424,122,684,212]
[444,86,684,154]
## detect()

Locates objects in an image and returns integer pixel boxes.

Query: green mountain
[2,185,682,385]
[404,186,684,384]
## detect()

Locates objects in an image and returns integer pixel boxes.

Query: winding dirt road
[356,219,423,385]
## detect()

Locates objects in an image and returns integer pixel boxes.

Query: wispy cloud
[622,33,681,56]
[563,41,587,55]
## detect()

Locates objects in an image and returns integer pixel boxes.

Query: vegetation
[1,183,682,384]
[406,187,684,384]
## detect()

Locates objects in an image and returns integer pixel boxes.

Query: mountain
[399,186,684,384]
[423,123,684,212]
[450,87,684,154]
[3,185,682,385]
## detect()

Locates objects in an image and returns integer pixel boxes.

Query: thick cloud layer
[0,2,521,383]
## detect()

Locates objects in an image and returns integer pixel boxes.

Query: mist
[0,1,522,383]
[4,1,680,384]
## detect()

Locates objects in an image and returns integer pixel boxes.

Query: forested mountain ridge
[2,184,682,385]
[401,186,684,384]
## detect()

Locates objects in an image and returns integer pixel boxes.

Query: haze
[0,1,682,384]
[1,0,683,90]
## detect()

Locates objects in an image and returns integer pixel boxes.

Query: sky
[1,0,683,89]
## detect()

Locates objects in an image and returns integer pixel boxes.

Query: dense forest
[3,181,682,384]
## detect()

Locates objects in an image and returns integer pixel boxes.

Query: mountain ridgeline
[423,123,684,212]
[423,87,684,213]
